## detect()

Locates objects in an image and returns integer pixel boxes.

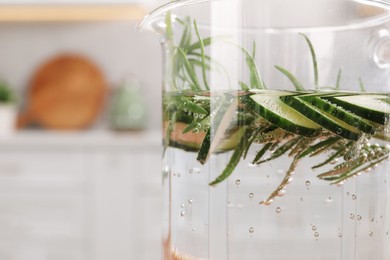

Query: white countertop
[0,130,161,148]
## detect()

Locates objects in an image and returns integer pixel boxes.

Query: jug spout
[136,0,212,34]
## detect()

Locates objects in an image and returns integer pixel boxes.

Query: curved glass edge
[136,0,216,32]
[137,0,390,34]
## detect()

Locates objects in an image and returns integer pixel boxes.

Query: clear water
[163,142,390,260]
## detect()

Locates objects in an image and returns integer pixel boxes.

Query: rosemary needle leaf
[252,143,273,164]
[298,136,341,159]
[182,99,208,115]
[210,128,252,186]
[250,41,259,88]
[188,37,213,53]
[312,149,345,169]
[239,46,266,89]
[359,78,366,92]
[256,136,303,165]
[188,58,212,71]
[331,154,389,184]
[335,69,342,90]
[261,156,300,205]
[275,65,305,91]
[239,81,250,91]
[243,124,276,159]
[177,47,202,91]
[300,33,319,89]
[165,12,173,42]
[179,17,192,51]
[164,111,177,157]
[194,20,209,90]
[183,120,199,134]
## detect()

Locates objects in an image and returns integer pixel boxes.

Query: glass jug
[139,0,390,259]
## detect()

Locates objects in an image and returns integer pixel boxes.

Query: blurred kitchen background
[0,0,165,259]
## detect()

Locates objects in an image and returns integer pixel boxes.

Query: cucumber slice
[322,94,390,125]
[169,124,245,153]
[299,94,374,135]
[197,95,238,164]
[281,95,362,140]
[241,91,320,137]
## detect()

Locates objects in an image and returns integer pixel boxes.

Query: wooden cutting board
[19,54,107,130]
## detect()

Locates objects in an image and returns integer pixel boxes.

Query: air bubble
[181,204,185,208]
[336,128,343,135]
[188,199,193,205]
[314,232,320,238]
[276,207,282,214]
[180,211,186,217]
[312,226,317,231]
[249,193,254,199]
[357,215,362,221]
[235,179,241,185]
[248,163,256,168]
[370,217,375,222]
[330,159,339,165]
[338,233,343,238]
[278,190,286,197]
[325,197,333,203]
[369,231,374,237]
[305,181,311,187]
[193,167,201,174]
[350,213,355,220]
[249,227,255,234]
[337,181,345,186]
[352,194,357,200]
[192,228,196,232]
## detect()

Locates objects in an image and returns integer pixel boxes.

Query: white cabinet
[0,131,162,260]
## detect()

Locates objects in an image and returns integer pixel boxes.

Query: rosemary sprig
[163,16,389,206]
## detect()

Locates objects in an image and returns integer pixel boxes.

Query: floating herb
[163,17,390,205]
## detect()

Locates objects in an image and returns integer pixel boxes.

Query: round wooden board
[25,54,107,130]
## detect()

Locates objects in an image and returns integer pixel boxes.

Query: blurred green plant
[0,82,15,104]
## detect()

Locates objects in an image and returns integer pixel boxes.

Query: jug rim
[137,0,390,34]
